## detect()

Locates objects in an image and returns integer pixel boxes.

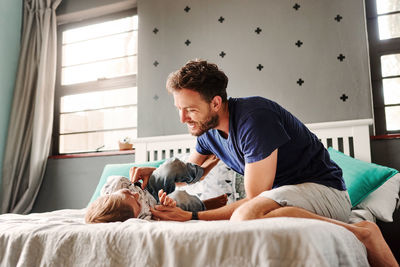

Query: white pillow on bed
[356,173,400,222]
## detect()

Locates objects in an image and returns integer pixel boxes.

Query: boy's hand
[130,166,156,189]
[158,189,176,207]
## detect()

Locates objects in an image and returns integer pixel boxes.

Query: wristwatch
[191,211,199,220]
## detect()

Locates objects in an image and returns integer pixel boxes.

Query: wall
[32,154,134,212]
[0,0,22,197]
[137,0,373,137]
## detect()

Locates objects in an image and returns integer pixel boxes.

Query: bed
[1,118,399,267]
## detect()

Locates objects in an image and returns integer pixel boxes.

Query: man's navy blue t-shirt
[196,97,346,191]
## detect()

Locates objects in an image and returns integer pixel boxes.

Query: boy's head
[85,189,141,223]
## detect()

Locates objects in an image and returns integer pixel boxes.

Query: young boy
[85,157,227,223]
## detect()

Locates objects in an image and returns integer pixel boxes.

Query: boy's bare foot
[351,221,399,267]
[203,194,228,210]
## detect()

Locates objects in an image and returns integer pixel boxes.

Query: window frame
[365,0,400,135]
[53,9,138,155]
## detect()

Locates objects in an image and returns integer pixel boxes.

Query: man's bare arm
[197,149,278,219]
[243,149,278,198]
[151,197,250,221]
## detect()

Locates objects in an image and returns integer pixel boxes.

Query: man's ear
[211,95,222,111]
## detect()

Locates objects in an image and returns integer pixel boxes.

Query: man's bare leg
[231,197,399,267]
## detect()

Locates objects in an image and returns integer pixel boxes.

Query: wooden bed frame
[133,119,373,163]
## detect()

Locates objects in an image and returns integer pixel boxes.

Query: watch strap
[191,211,199,220]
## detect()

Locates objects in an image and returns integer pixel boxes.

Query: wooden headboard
[132,119,373,163]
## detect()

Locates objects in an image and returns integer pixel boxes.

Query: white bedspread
[0,209,369,267]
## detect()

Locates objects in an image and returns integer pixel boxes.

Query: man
[131,59,398,267]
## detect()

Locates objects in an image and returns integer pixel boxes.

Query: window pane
[381,54,400,77]
[385,106,400,131]
[378,13,400,40]
[376,0,400,14]
[61,87,137,113]
[60,129,137,154]
[60,106,137,134]
[62,55,137,85]
[383,78,400,105]
[63,16,138,44]
[62,31,137,67]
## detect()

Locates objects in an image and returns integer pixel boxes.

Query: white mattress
[0,209,369,267]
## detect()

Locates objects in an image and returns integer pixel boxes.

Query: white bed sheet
[0,209,369,267]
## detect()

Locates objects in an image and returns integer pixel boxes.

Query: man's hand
[129,166,156,189]
[151,205,192,222]
[158,189,176,207]
[200,155,219,179]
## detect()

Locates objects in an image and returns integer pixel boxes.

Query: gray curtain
[1,0,61,214]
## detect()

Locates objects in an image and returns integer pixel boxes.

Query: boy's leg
[147,158,205,201]
[168,190,205,212]
[202,194,228,210]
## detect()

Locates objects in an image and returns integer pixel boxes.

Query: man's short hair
[166,59,228,103]
[85,193,134,223]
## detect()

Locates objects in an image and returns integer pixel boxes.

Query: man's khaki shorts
[258,182,352,223]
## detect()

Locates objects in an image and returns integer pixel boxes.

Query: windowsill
[49,149,135,159]
[371,134,400,140]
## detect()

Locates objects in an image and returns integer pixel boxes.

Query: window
[366,0,400,134]
[54,10,138,154]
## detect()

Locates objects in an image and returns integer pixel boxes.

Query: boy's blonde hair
[85,193,134,223]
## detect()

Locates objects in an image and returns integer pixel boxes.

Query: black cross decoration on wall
[255,27,262,34]
[218,16,225,23]
[153,60,159,67]
[257,64,264,71]
[185,39,191,46]
[340,94,348,102]
[337,54,346,61]
[293,3,300,10]
[295,40,303,47]
[153,28,159,34]
[335,14,343,22]
[184,6,190,13]
[219,51,226,58]
[297,78,304,86]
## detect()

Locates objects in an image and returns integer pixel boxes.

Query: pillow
[88,159,166,205]
[356,173,400,222]
[234,172,246,201]
[176,153,237,204]
[328,147,399,207]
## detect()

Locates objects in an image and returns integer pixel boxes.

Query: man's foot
[203,194,228,210]
[351,221,399,267]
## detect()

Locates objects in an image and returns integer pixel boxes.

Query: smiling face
[114,188,142,218]
[173,88,220,136]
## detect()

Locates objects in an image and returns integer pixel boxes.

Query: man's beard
[188,114,219,136]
